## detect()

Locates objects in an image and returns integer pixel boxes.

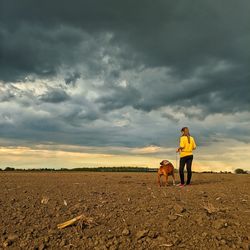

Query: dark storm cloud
[97,84,141,111]
[0,0,250,150]
[1,0,249,115]
[0,103,152,148]
[135,64,250,117]
[39,88,70,103]
[65,72,81,86]
[0,24,85,81]
[1,1,249,76]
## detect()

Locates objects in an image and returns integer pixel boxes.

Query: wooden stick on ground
[57,214,94,229]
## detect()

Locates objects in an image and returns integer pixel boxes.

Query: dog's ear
[165,160,170,165]
[162,160,169,166]
[160,160,164,165]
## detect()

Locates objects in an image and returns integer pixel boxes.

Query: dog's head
[160,160,170,166]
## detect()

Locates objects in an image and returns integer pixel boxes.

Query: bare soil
[0,172,249,250]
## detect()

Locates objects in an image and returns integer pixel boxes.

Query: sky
[0,0,250,172]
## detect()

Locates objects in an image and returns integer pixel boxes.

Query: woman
[176,127,197,187]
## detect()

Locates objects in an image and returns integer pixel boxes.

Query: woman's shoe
[177,183,185,187]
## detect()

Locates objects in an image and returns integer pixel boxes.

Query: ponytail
[181,127,191,144]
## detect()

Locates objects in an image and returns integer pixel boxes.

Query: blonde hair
[181,127,190,143]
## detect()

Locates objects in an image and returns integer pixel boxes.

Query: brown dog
[157,160,176,187]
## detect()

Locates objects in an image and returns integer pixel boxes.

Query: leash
[175,152,179,169]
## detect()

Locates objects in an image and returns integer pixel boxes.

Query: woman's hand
[176,147,183,152]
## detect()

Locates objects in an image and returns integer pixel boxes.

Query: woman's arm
[193,137,197,150]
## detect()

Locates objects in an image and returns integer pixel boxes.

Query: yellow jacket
[179,136,196,158]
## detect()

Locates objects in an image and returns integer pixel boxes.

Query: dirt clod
[122,228,130,236]
[173,204,185,213]
[212,219,228,230]
[168,215,178,221]
[136,229,149,240]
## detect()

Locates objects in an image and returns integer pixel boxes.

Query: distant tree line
[0,166,158,172]
[201,171,232,174]
[0,167,248,174]
[3,167,16,171]
[65,167,152,172]
[234,168,248,174]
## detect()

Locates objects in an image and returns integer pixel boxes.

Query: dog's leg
[165,174,168,186]
[172,172,176,186]
[157,174,161,187]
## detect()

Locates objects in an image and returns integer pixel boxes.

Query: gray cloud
[1,1,249,80]
[97,84,141,111]
[39,88,70,103]
[0,0,250,150]
[65,72,81,86]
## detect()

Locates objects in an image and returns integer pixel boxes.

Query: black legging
[179,155,193,185]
